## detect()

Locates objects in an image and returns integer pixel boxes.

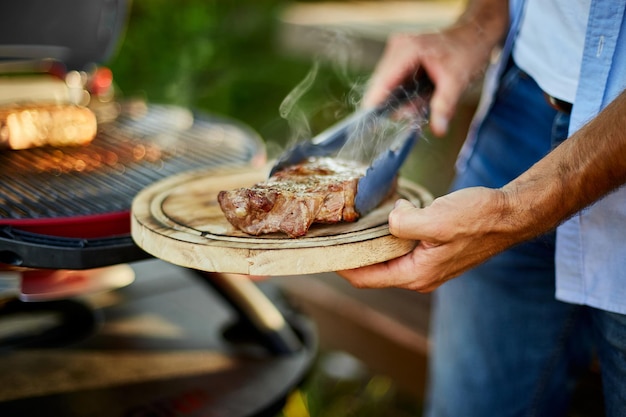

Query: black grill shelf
[0,225,149,269]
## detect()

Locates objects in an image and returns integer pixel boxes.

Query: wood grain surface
[131,164,432,275]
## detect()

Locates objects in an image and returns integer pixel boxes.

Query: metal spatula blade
[270,70,433,176]
[354,128,419,215]
[268,108,373,177]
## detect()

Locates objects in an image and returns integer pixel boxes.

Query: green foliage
[107,0,365,146]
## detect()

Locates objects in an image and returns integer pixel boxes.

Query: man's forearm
[502,90,626,240]
[455,0,509,50]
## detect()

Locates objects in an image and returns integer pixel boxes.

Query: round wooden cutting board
[131,164,433,276]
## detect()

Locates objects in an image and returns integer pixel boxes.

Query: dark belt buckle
[543,93,572,114]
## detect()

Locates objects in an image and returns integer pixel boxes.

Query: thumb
[388,199,422,239]
[388,199,440,242]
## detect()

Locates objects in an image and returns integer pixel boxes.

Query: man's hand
[338,188,521,292]
[363,1,508,136]
[340,88,626,292]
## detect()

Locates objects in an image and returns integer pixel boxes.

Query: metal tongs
[270,70,434,215]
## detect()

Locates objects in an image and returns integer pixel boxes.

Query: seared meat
[218,157,367,237]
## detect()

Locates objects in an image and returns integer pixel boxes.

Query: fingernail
[431,115,448,135]
[394,199,412,209]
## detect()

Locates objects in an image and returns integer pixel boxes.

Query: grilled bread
[0,103,97,150]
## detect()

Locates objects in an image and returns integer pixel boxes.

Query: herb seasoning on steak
[217,157,367,237]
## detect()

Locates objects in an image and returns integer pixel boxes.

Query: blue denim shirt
[458,0,626,314]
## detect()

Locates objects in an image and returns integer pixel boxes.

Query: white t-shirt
[512,0,591,102]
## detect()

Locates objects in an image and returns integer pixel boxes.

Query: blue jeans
[424,62,626,416]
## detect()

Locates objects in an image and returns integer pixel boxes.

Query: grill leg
[193,271,303,356]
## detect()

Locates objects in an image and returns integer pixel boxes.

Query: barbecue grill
[0,0,267,287]
[0,102,265,270]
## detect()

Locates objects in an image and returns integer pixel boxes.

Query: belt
[543,92,573,115]
[510,58,573,114]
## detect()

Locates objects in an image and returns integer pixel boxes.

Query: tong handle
[373,68,435,117]
[352,69,434,215]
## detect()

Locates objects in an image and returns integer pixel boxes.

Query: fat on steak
[217,157,368,238]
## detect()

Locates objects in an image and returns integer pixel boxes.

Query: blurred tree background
[107,0,366,152]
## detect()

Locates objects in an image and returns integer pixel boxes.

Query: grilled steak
[218,157,367,237]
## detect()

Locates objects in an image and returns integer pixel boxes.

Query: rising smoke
[278,28,429,166]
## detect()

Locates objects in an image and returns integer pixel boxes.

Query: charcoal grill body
[0,104,265,269]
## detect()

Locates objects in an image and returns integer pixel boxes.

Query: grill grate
[0,103,265,220]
